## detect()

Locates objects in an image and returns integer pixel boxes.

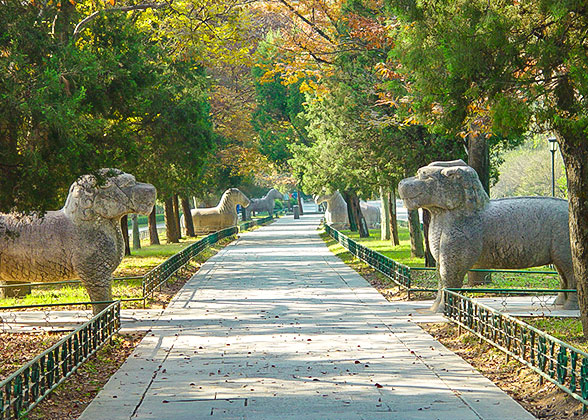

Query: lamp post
[548,137,558,197]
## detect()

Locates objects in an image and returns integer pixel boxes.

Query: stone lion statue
[185,188,250,235]
[398,160,576,311]
[0,169,157,314]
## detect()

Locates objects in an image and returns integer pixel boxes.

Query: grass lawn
[525,317,587,352]
[0,235,211,309]
[337,226,426,267]
[330,225,561,290]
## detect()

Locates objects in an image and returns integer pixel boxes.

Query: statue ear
[440,166,466,178]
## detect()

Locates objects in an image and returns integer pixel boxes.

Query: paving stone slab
[78,214,535,420]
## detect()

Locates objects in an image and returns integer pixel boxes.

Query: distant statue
[398,160,576,311]
[186,188,250,235]
[314,191,349,230]
[315,191,380,229]
[360,202,381,228]
[245,188,283,219]
[0,169,157,314]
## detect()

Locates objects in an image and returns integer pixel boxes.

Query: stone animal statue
[314,192,380,229]
[398,160,576,311]
[360,202,381,228]
[0,169,157,314]
[314,191,349,230]
[245,188,283,219]
[185,188,250,235]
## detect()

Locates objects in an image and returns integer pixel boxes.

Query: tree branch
[276,0,334,44]
[73,2,170,40]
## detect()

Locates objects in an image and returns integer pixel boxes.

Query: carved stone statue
[245,188,283,219]
[398,160,576,311]
[0,169,157,314]
[315,192,380,229]
[185,188,250,235]
[314,192,349,229]
[360,202,381,228]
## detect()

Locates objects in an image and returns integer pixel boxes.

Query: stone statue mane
[398,160,576,311]
[0,169,157,314]
[188,188,250,235]
[245,188,283,219]
[314,191,349,229]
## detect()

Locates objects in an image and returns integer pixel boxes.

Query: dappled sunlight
[81,214,534,420]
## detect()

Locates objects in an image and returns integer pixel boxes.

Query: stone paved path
[79,215,536,420]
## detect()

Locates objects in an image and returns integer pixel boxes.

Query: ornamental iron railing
[324,224,567,296]
[0,217,275,310]
[324,224,412,289]
[142,226,238,298]
[444,289,588,412]
[0,301,121,419]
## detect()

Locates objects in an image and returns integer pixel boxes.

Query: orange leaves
[347,13,392,50]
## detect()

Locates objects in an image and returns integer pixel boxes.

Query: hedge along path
[79,214,537,420]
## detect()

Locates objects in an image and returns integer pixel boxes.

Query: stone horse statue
[245,188,283,219]
[0,169,157,314]
[186,188,250,235]
[398,159,576,311]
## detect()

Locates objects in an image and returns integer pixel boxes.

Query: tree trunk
[389,186,400,246]
[297,188,304,215]
[559,132,588,334]
[172,194,182,239]
[164,197,180,243]
[349,192,369,238]
[407,209,424,258]
[343,191,358,231]
[120,215,131,256]
[467,130,490,284]
[148,206,160,245]
[380,186,391,241]
[181,196,196,237]
[132,214,141,250]
[422,210,435,267]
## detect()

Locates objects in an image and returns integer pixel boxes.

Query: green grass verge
[0,236,214,308]
[337,226,425,267]
[525,318,587,353]
[332,225,561,290]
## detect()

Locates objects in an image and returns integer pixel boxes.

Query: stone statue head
[63,169,157,221]
[398,160,489,213]
[267,188,283,201]
[314,192,333,205]
[225,188,250,208]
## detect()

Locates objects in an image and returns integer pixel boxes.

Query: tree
[389,0,588,332]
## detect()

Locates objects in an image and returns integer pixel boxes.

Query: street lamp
[548,137,558,197]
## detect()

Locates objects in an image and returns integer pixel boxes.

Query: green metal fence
[443,289,588,411]
[324,224,412,289]
[324,224,564,295]
[142,226,238,298]
[238,215,274,232]
[0,301,121,419]
[0,217,276,311]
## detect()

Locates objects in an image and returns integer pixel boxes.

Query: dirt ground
[26,332,145,420]
[423,323,588,419]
